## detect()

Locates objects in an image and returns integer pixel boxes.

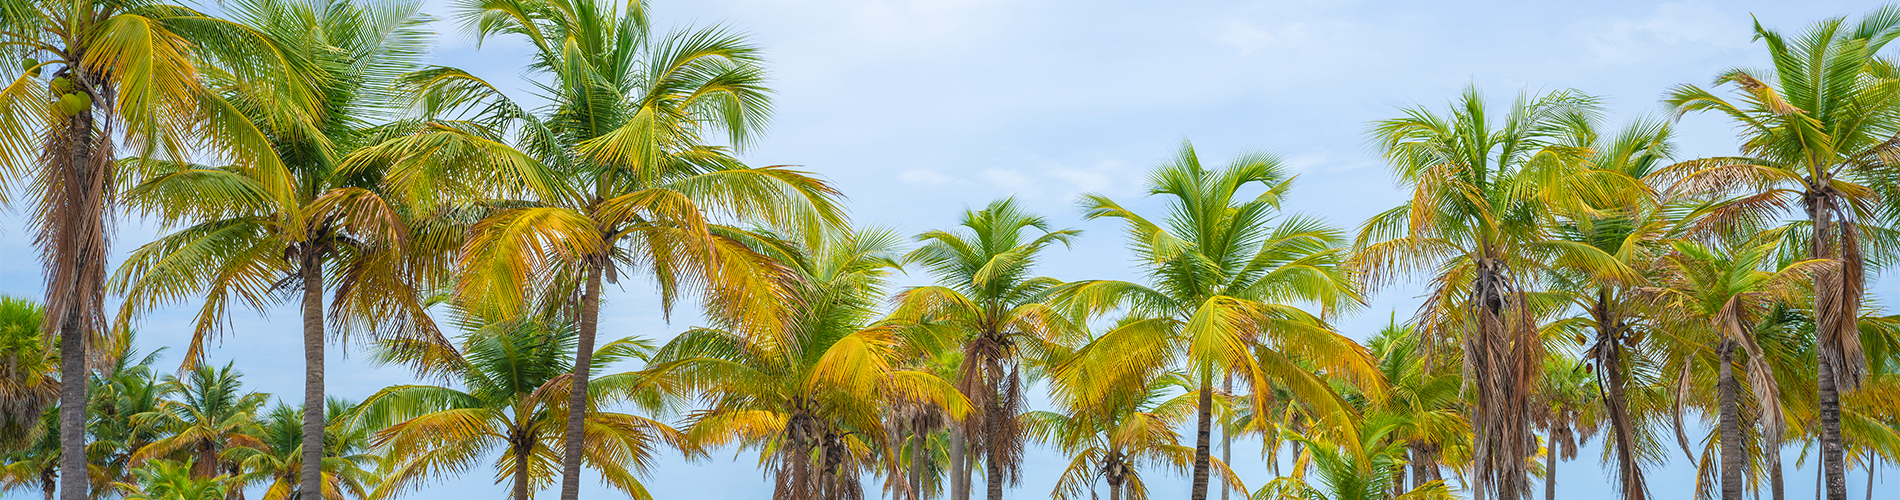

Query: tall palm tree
[656,227,969,500]
[1053,142,1377,500]
[1643,239,1824,500]
[351,312,685,500]
[0,4,311,497]
[1355,87,1636,500]
[1662,8,1900,498]
[227,400,380,500]
[892,198,1078,500]
[0,296,57,446]
[109,1,436,497]
[351,2,843,497]
[130,363,267,480]
[1546,118,1678,500]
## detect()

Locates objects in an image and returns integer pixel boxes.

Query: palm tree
[86,334,171,496]
[1252,416,1455,500]
[1662,8,1900,499]
[655,227,969,500]
[114,460,231,500]
[351,312,685,500]
[1360,320,1469,495]
[1052,141,1377,500]
[892,198,1078,500]
[0,296,57,446]
[1029,343,1221,500]
[1642,239,1824,500]
[1546,117,1679,500]
[350,2,844,497]
[130,363,267,480]
[0,4,312,497]
[0,410,62,500]
[108,1,437,496]
[1535,357,1599,500]
[1355,87,1636,500]
[227,400,380,500]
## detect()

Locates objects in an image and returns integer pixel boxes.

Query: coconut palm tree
[1030,339,1232,500]
[0,4,314,497]
[1052,141,1377,500]
[0,410,62,500]
[108,1,437,496]
[1661,8,1900,498]
[655,227,969,500]
[1545,118,1679,500]
[351,311,685,500]
[891,198,1078,500]
[87,334,171,496]
[227,400,380,500]
[350,1,844,497]
[130,363,268,480]
[1642,238,1826,500]
[1355,87,1638,500]
[1535,357,1600,500]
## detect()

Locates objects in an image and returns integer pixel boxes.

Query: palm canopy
[226,400,382,500]
[128,363,268,479]
[1051,141,1377,500]
[654,226,970,500]
[1251,415,1455,500]
[348,311,685,500]
[0,296,56,445]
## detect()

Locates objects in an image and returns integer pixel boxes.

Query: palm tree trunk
[40,469,54,500]
[986,401,1004,500]
[1108,477,1122,500]
[1819,355,1846,500]
[1720,341,1743,500]
[1190,371,1213,500]
[51,107,101,500]
[949,427,968,500]
[513,441,534,500]
[1546,430,1557,500]
[1596,330,1647,500]
[558,263,604,500]
[298,252,327,500]
[910,426,925,500]
[1771,448,1785,500]
[1220,373,1232,500]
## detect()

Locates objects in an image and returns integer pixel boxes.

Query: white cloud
[1580,1,1748,64]
[899,168,957,186]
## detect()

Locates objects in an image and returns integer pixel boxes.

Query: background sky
[2,0,1895,498]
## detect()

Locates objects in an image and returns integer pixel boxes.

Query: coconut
[58,93,91,116]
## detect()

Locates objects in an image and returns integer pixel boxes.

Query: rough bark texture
[949,428,968,500]
[1819,355,1846,500]
[1220,374,1232,500]
[1546,429,1557,500]
[1190,374,1212,500]
[909,428,925,500]
[299,254,327,500]
[558,264,604,500]
[513,441,534,500]
[985,406,1003,500]
[1720,341,1743,500]
[1591,296,1649,500]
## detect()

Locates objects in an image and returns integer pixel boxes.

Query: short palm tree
[1251,416,1454,500]
[86,335,170,496]
[0,4,311,497]
[227,400,381,500]
[351,312,685,500]
[893,197,1078,500]
[1360,321,1469,495]
[1662,9,1900,498]
[1053,141,1377,500]
[113,460,231,500]
[0,410,62,500]
[1028,351,1219,500]
[350,2,844,497]
[130,363,267,480]
[1535,357,1599,500]
[0,296,57,445]
[656,227,969,500]
[108,1,437,496]
[1355,87,1636,500]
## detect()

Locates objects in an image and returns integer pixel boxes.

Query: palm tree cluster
[4,1,1900,500]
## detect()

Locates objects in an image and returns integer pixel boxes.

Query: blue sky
[1,0,1894,498]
